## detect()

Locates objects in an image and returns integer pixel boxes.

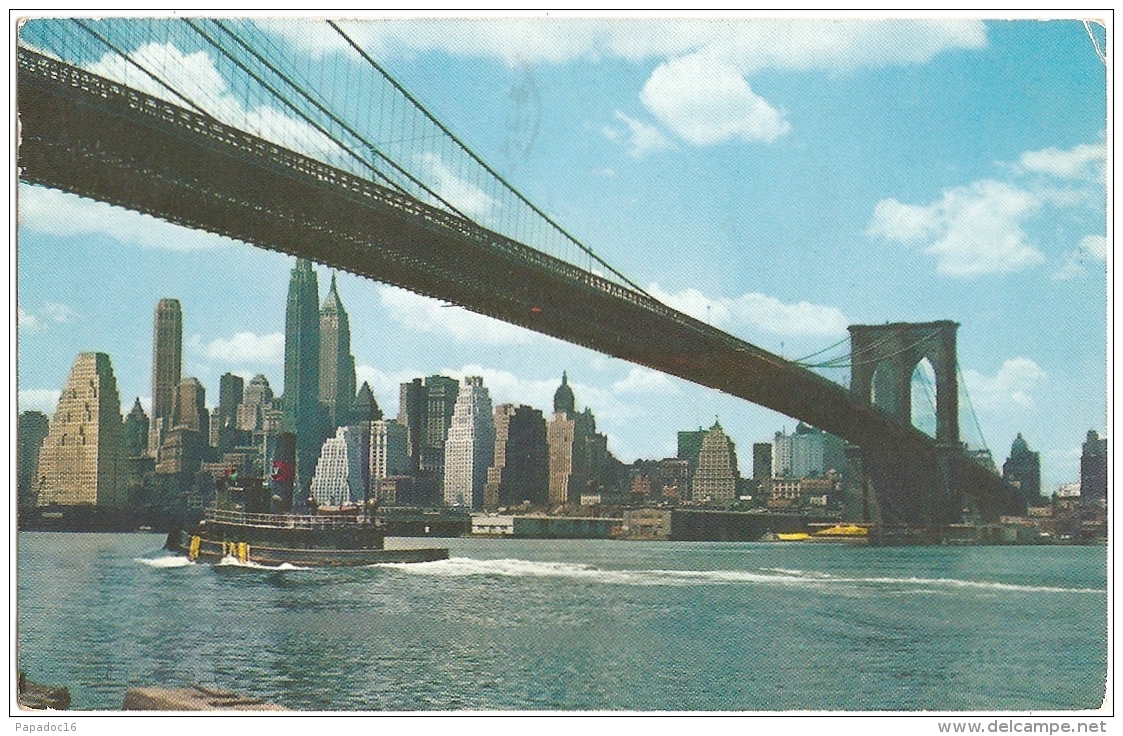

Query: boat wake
[135,555,194,568]
[378,557,1104,594]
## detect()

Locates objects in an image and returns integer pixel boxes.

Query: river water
[15,532,1107,712]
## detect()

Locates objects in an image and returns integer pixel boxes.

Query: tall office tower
[398,378,426,473]
[123,398,150,459]
[149,298,182,456]
[35,352,126,507]
[1080,429,1108,502]
[752,442,772,482]
[485,404,549,509]
[772,423,846,479]
[443,377,495,509]
[309,425,365,507]
[692,420,739,507]
[421,375,459,477]
[370,419,409,480]
[547,373,604,505]
[155,377,210,476]
[17,410,50,508]
[283,257,324,496]
[1002,433,1042,503]
[237,374,275,431]
[217,373,244,427]
[318,274,357,430]
[171,377,209,435]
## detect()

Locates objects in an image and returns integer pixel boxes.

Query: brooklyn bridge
[16,19,1023,525]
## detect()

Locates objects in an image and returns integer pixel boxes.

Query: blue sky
[15,16,1108,493]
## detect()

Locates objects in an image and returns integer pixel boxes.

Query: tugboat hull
[165,528,449,567]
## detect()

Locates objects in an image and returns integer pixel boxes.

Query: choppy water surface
[17,533,1107,711]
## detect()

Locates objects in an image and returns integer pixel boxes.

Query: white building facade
[443,377,495,509]
[310,425,364,507]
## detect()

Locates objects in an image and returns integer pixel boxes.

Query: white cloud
[640,54,790,145]
[19,389,61,413]
[1052,234,1108,281]
[279,18,985,72]
[188,331,285,365]
[42,302,77,324]
[612,366,680,395]
[18,185,229,251]
[868,180,1046,277]
[420,152,499,219]
[604,111,673,158]
[648,283,848,337]
[18,307,41,332]
[378,285,536,345]
[1020,142,1105,180]
[273,19,982,153]
[962,358,1047,411]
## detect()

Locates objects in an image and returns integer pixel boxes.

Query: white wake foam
[378,557,1104,594]
[135,555,194,568]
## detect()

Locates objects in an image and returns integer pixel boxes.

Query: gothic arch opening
[910,357,938,437]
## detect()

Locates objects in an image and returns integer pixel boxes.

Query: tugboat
[165,433,448,567]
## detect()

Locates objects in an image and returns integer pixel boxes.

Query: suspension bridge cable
[791,335,849,364]
[182,18,429,207]
[326,19,651,296]
[957,361,990,453]
[70,19,211,118]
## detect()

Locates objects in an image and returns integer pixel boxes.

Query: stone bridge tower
[848,320,959,445]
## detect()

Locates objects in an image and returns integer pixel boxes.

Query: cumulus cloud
[648,283,848,337]
[961,358,1047,411]
[1019,142,1105,180]
[868,139,1106,279]
[612,366,680,395]
[42,302,77,324]
[272,18,983,154]
[18,185,229,251]
[19,389,61,413]
[604,111,673,158]
[188,331,285,365]
[18,307,41,332]
[1052,234,1108,281]
[640,54,790,145]
[868,180,1048,277]
[378,285,536,345]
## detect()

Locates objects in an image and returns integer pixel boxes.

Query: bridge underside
[17,50,1021,524]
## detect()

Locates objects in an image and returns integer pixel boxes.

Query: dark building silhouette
[397,378,426,474]
[17,410,50,508]
[211,373,248,456]
[149,298,182,456]
[485,403,548,509]
[752,442,772,481]
[283,257,326,498]
[319,274,357,430]
[123,398,150,459]
[1080,430,1108,502]
[218,373,244,425]
[350,381,383,425]
[421,375,459,477]
[1002,432,1042,503]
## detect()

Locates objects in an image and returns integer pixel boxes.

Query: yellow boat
[776,532,811,541]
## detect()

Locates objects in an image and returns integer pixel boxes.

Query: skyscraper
[149,298,182,456]
[319,274,357,430]
[35,352,126,507]
[1002,432,1042,503]
[1080,430,1108,502]
[485,404,548,509]
[283,257,325,497]
[309,425,365,507]
[547,373,608,505]
[692,420,738,506]
[443,377,495,509]
[17,410,50,508]
[398,378,426,474]
[421,375,459,478]
[123,398,150,459]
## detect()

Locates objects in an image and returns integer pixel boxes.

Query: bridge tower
[847,321,963,526]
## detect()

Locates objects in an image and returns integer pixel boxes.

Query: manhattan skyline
[15,15,1107,493]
